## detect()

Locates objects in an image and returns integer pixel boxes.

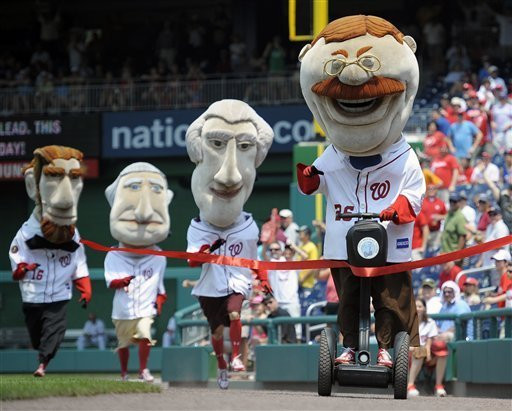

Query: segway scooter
[317,212,410,399]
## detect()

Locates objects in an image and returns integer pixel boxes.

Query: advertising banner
[102,105,316,158]
[0,114,101,160]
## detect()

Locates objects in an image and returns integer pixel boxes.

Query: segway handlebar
[337,212,381,220]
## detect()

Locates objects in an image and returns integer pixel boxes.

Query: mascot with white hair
[185,99,274,389]
[297,15,425,369]
[104,162,173,382]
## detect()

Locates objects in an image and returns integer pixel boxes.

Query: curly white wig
[185,99,274,168]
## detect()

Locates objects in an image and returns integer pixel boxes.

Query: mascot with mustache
[297,15,425,368]
[9,145,91,377]
[185,100,274,390]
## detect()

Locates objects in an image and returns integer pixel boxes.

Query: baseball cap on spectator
[279,209,293,218]
[478,193,490,203]
[488,65,498,73]
[450,97,467,113]
[250,295,264,305]
[463,277,479,287]
[506,149,512,156]
[458,190,468,200]
[421,278,436,289]
[488,207,501,216]
[296,225,311,235]
[492,249,511,262]
[449,192,460,202]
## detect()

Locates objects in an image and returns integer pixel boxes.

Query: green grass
[0,374,161,401]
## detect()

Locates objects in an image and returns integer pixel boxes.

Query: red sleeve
[417,211,428,226]
[391,194,416,224]
[296,163,320,195]
[73,277,92,302]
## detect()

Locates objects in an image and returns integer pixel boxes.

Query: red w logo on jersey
[370,180,390,200]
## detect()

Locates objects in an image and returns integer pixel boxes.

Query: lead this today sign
[101,105,316,158]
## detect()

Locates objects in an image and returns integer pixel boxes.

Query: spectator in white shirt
[470,152,500,185]
[77,313,106,350]
[479,207,510,267]
[279,209,299,245]
[420,279,442,314]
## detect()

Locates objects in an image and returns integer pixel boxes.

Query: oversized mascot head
[105,162,173,247]
[186,99,274,227]
[24,145,84,243]
[299,15,419,156]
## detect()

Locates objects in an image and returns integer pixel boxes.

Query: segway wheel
[318,328,334,396]
[393,331,410,400]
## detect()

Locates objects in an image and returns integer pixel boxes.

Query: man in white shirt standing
[480,207,510,268]
[185,100,273,389]
[104,162,173,382]
[279,209,299,245]
[9,146,91,377]
[77,312,106,350]
[266,242,301,340]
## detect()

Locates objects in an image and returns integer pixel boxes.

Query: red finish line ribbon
[81,235,512,278]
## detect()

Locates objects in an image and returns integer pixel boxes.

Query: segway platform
[335,364,391,388]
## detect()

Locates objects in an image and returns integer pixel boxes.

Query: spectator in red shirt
[464,94,490,156]
[483,252,512,309]
[423,121,451,159]
[430,145,460,204]
[422,185,448,252]
[438,261,466,289]
[412,211,429,261]
[475,194,492,233]
[456,157,473,185]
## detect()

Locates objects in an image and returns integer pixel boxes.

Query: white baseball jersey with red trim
[306,137,425,262]
[187,212,258,298]
[104,249,166,320]
[9,214,89,303]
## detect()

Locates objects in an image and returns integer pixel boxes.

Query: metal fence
[0,76,431,133]
[0,76,304,116]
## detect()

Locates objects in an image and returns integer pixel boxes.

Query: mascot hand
[187,244,212,267]
[379,207,399,223]
[303,165,324,176]
[296,163,322,195]
[12,262,40,280]
[155,293,167,316]
[74,277,92,308]
[254,269,273,295]
[109,275,135,289]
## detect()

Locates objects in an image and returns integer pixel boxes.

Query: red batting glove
[155,293,167,316]
[12,262,39,280]
[74,277,92,306]
[187,244,211,267]
[109,275,135,289]
[296,163,322,195]
[379,207,398,223]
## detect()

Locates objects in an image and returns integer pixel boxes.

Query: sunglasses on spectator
[443,289,454,294]
[270,247,281,251]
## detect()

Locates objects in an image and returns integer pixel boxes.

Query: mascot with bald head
[297,15,425,368]
[9,145,91,377]
[185,99,274,390]
[104,162,173,382]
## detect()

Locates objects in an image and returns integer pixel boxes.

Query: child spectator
[407,299,448,398]
[462,278,481,307]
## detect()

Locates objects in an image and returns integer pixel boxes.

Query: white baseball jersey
[8,214,90,303]
[268,256,299,305]
[304,137,425,262]
[187,212,258,298]
[104,249,166,320]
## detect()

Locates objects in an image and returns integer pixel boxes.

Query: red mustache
[311,76,405,100]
